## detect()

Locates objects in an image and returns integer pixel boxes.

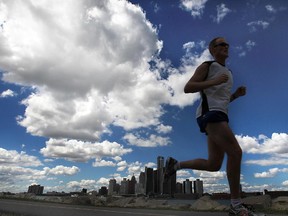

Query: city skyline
[25,155,204,197]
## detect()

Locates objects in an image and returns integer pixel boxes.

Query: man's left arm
[230,86,246,102]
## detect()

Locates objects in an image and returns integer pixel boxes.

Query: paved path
[0,199,280,216]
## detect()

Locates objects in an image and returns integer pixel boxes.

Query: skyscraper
[120,178,129,195]
[108,178,117,195]
[157,156,164,194]
[194,179,204,196]
[153,169,158,194]
[128,175,137,194]
[145,167,154,195]
[28,184,44,195]
[135,171,145,195]
[163,171,176,196]
[139,171,145,186]
[183,179,192,194]
[157,156,164,169]
[176,182,183,194]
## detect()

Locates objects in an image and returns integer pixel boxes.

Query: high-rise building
[176,182,183,194]
[183,179,192,194]
[120,178,129,195]
[194,179,203,196]
[128,175,137,194]
[108,179,117,195]
[139,171,145,186]
[157,156,164,169]
[163,171,176,196]
[28,184,44,195]
[153,169,158,194]
[157,156,164,194]
[145,167,154,195]
[135,171,145,195]
[99,186,108,196]
[135,182,145,195]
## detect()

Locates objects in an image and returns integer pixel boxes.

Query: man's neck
[215,57,226,66]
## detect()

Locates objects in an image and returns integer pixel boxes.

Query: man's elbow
[184,87,190,94]
[184,86,196,94]
[184,85,189,93]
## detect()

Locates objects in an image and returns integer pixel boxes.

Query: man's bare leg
[205,121,242,199]
[179,136,224,172]
[177,121,242,199]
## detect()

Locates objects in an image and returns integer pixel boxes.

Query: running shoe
[228,204,266,216]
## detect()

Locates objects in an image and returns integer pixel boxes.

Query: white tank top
[196,61,233,118]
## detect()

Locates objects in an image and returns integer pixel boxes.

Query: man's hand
[234,86,246,97]
[213,74,229,85]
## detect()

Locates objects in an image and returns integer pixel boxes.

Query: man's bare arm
[184,63,229,93]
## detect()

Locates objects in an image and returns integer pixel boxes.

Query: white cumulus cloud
[247,20,270,32]
[0,0,200,158]
[44,165,80,176]
[123,133,171,147]
[0,89,16,98]
[93,159,116,167]
[254,168,288,178]
[67,179,97,191]
[236,133,288,155]
[180,0,208,18]
[214,3,231,24]
[0,0,165,141]
[40,138,132,162]
[265,5,277,13]
[0,148,42,167]
[0,147,81,192]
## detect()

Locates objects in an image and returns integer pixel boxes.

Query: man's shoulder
[203,60,215,65]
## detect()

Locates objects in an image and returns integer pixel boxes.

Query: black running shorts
[197,111,229,134]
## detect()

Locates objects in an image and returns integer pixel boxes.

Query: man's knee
[228,144,242,159]
[207,162,222,171]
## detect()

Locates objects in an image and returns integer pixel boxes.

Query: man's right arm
[184,63,229,94]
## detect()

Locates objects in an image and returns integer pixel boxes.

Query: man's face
[213,38,229,58]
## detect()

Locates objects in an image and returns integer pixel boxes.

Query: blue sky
[0,0,288,194]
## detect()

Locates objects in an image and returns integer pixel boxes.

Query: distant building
[81,188,87,194]
[28,184,44,195]
[90,190,98,196]
[176,182,183,194]
[183,179,192,194]
[194,179,203,196]
[153,169,158,194]
[145,167,154,195]
[139,171,145,186]
[135,172,145,195]
[261,189,288,198]
[163,171,176,196]
[99,187,108,196]
[128,175,137,194]
[108,179,117,195]
[120,178,129,195]
[135,182,145,195]
[157,156,164,194]
[99,186,108,196]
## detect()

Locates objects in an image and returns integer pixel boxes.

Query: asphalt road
[0,199,281,216]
